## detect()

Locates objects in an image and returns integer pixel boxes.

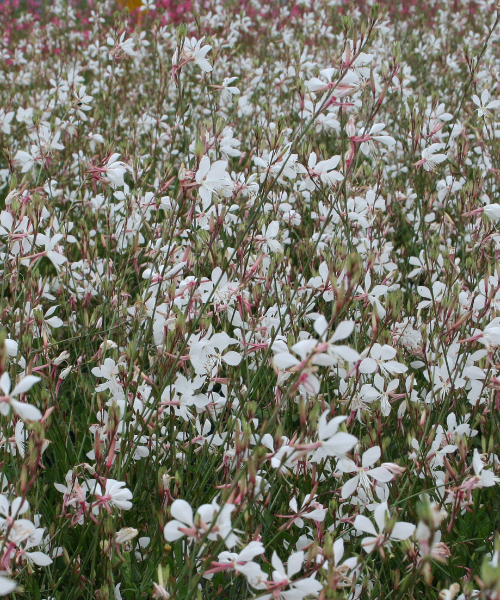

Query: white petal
[390,522,416,541]
[362,446,381,468]
[333,345,360,362]
[341,476,359,499]
[384,361,408,374]
[333,538,344,565]
[354,514,377,536]
[164,520,186,541]
[0,496,10,518]
[323,432,357,456]
[11,497,29,516]
[196,58,213,72]
[367,467,394,483]
[238,541,265,562]
[331,321,355,342]
[431,154,447,164]
[195,157,211,183]
[313,315,329,338]
[318,413,345,439]
[11,375,41,397]
[360,535,378,553]
[374,502,389,532]
[287,550,304,578]
[45,316,64,328]
[271,551,285,575]
[266,221,280,239]
[0,373,10,395]
[11,400,42,421]
[171,499,194,526]
[273,353,300,369]
[312,354,337,367]
[308,152,317,168]
[358,358,377,374]
[0,576,16,595]
[26,551,53,566]
[223,351,242,366]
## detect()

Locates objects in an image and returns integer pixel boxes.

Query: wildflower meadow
[2,0,500,598]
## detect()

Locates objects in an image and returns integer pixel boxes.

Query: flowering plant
[0,0,499,598]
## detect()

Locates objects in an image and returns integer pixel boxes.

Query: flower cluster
[0,0,499,597]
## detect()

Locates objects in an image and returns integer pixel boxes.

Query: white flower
[313,316,360,363]
[0,212,34,257]
[415,143,447,171]
[289,495,327,527]
[13,147,39,172]
[164,499,238,548]
[160,373,209,420]
[354,502,415,553]
[15,125,63,170]
[0,373,42,421]
[483,204,500,221]
[311,411,358,462]
[189,331,241,377]
[103,153,128,188]
[359,343,407,375]
[318,537,358,584]
[115,527,138,544]
[338,446,394,499]
[302,152,344,189]
[91,358,125,394]
[358,123,396,157]
[107,32,136,57]
[199,266,239,305]
[23,528,53,566]
[253,145,305,184]
[372,374,400,416]
[472,450,500,488]
[355,273,388,318]
[182,37,213,72]
[0,495,30,526]
[463,203,500,222]
[255,550,323,599]
[458,318,500,350]
[472,89,500,118]
[437,175,465,202]
[272,338,333,396]
[305,68,359,97]
[416,281,447,310]
[216,541,266,584]
[195,156,233,208]
[94,479,133,512]
[258,221,283,254]
[16,106,33,125]
[35,229,67,268]
[219,127,241,157]
[219,77,240,103]
[71,86,93,121]
[0,109,14,134]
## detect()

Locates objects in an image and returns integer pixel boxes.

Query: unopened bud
[346,116,356,138]
[53,351,70,366]
[176,23,187,46]
[116,527,138,545]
